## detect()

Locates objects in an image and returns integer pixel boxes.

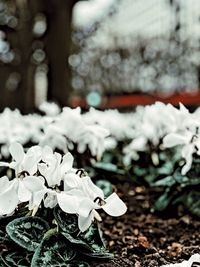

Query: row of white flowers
[0,105,110,160]
[122,102,200,175]
[83,102,200,176]
[0,142,127,232]
[0,101,200,175]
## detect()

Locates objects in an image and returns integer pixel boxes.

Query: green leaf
[62,224,113,259]
[173,170,188,184]
[0,256,8,267]
[54,207,92,251]
[77,224,113,259]
[6,216,50,252]
[67,261,90,267]
[0,230,10,242]
[174,191,200,217]
[93,162,125,175]
[31,233,76,267]
[54,207,79,234]
[154,191,172,211]
[153,176,175,187]
[1,250,33,267]
[54,207,113,259]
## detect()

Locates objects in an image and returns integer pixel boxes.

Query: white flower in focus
[78,192,127,232]
[0,142,42,176]
[0,176,18,215]
[44,188,85,214]
[80,176,104,200]
[0,175,46,215]
[63,172,82,191]
[22,176,47,211]
[39,146,74,187]
[59,173,127,232]
[44,191,58,208]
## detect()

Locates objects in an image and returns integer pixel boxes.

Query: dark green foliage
[0,205,113,266]
[53,207,79,235]
[153,157,200,216]
[31,233,76,267]
[154,190,173,211]
[77,225,113,259]
[0,229,9,242]
[66,261,90,267]
[6,216,50,251]
[93,162,125,175]
[173,191,200,217]
[54,207,113,259]
[130,148,181,185]
[1,250,33,267]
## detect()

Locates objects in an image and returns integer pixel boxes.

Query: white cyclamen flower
[163,131,199,175]
[58,174,127,232]
[78,192,127,232]
[0,142,42,176]
[0,175,46,215]
[39,146,73,187]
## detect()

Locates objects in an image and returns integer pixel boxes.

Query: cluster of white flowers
[0,142,127,232]
[122,102,200,175]
[0,105,110,160]
[1,101,200,176]
[39,107,109,160]
[0,108,44,158]
[83,108,136,141]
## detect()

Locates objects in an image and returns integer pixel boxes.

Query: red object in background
[70,91,200,109]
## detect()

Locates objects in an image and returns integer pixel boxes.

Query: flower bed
[0,102,200,266]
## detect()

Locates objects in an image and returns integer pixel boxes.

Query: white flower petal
[0,180,18,215]
[9,142,24,163]
[103,192,127,217]
[81,176,104,200]
[64,173,81,191]
[44,192,57,208]
[57,192,79,214]
[23,154,38,175]
[23,176,45,192]
[78,212,94,232]
[38,163,48,177]
[18,180,32,202]
[61,152,73,174]
[41,146,54,163]
[29,189,47,210]
[0,176,9,189]
[27,146,42,161]
[78,198,98,218]
[163,133,189,148]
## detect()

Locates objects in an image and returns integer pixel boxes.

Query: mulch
[90,182,200,267]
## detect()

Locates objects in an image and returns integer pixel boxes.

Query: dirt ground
[90,182,200,267]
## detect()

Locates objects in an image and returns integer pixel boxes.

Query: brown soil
[90,182,200,267]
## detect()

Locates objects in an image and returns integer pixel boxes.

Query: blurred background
[0,0,200,112]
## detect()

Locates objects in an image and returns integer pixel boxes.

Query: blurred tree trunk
[0,0,80,112]
[44,0,76,106]
[30,0,79,106]
[0,0,36,113]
